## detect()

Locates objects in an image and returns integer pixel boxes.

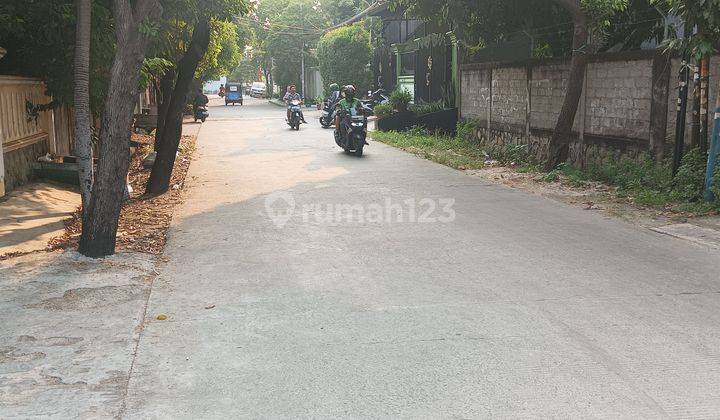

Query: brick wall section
[460,68,491,121]
[460,52,720,166]
[585,59,653,140]
[530,64,569,130]
[491,67,527,127]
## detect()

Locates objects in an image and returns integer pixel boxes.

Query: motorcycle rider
[192,89,209,116]
[335,85,363,140]
[283,84,306,124]
[327,83,341,106]
[218,83,225,97]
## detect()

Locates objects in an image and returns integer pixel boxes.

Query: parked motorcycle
[362,88,389,111]
[334,106,370,156]
[288,100,303,130]
[194,105,209,123]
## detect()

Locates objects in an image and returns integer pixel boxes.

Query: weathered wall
[0,76,58,196]
[461,51,720,167]
[491,67,527,128]
[3,140,48,192]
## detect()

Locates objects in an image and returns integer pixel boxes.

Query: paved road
[124,97,720,418]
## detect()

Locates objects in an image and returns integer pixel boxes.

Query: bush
[711,163,720,201]
[373,103,394,118]
[410,100,445,116]
[456,119,481,141]
[671,148,707,202]
[483,144,534,166]
[389,88,412,111]
[317,24,372,94]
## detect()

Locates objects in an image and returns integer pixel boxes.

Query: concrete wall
[460,51,720,167]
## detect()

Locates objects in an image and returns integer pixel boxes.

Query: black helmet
[344,85,356,96]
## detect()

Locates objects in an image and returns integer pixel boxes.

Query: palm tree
[74,0,93,211]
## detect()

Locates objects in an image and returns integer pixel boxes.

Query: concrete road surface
[123,97,720,418]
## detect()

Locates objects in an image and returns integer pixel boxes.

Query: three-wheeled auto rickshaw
[225,83,243,106]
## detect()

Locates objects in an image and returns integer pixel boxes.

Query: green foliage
[318,0,364,24]
[317,24,372,94]
[410,101,446,116]
[372,128,537,170]
[145,0,248,84]
[230,53,261,83]
[196,20,243,82]
[711,164,720,201]
[389,88,413,110]
[391,0,631,59]
[653,0,720,58]
[371,130,488,170]
[542,150,718,210]
[140,58,174,90]
[604,0,666,51]
[0,0,115,112]
[456,119,482,141]
[671,148,707,202]
[486,144,534,166]
[264,0,326,90]
[373,103,394,118]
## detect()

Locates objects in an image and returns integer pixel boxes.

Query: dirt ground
[49,132,197,255]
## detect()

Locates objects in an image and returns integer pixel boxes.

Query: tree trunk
[545,0,589,171]
[146,18,210,194]
[154,68,176,150]
[74,0,93,211]
[78,0,162,258]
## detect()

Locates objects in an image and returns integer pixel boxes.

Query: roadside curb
[269,99,284,107]
[651,221,720,250]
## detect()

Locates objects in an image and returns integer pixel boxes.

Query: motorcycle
[334,106,370,156]
[361,88,389,111]
[287,99,303,130]
[319,96,340,128]
[194,105,209,123]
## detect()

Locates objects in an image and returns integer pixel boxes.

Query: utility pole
[673,59,690,175]
[301,44,306,100]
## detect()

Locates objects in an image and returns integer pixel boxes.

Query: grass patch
[537,150,720,213]
[371,127,535,170]
[371,129,487,170]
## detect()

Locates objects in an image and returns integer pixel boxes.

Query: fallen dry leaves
[48,133,197,255]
